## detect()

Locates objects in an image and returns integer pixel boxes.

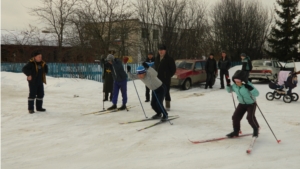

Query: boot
[36,98,46,112]
[28,98,35,112]
[107,104,117,110]
[118,104,126,110]
[253,128,259,137]
[226,129,239,138]
[28,110,35,114]
[103,93,108,101]
[165,101,170,111]
[205,85,208,89]
[145,99,150,102]
[151,114,162,119]
[161,114,168,121]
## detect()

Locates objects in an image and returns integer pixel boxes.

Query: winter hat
[148,51,154,55]
[106,54,114,61]
[240,53,246,57]
[232,70,248,83]
[136,66,146,74]
[158,44,167,50]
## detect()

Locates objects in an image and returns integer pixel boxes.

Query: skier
[106,54,128,110]
[22,51,48,114]
[226,70,260,138]
[127,63,168,121]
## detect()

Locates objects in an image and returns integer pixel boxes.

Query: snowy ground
[1,64,300,169]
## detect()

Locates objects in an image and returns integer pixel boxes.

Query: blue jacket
[226,81,259,104]
[111,59,127,82]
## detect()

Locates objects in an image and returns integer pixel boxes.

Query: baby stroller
[266,70,299,103]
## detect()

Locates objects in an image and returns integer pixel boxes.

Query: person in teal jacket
[225,75,260,138]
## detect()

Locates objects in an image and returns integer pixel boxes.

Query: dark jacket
[154,53,176,86]
[111,59,127,82]
[102,63,114,92]
[218,56,231,70]
[241,56,253,71]
[205,58,217,74]
[22,58,48,84]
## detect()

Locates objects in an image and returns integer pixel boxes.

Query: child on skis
[127,62,168,121]
[226,70,260,138]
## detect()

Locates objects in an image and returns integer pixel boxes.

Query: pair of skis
[189,133,258,154]
[82,105,135,116]
[119,115,179,131]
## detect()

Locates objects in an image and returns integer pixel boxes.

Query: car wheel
[182,79,191,90]
[291,93,299,101]
[266,92,274,101]
[274,92,281,99]
[283,95,292,103]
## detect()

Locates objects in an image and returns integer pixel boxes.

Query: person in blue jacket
[106,54,128,110]
[226,70,260,138]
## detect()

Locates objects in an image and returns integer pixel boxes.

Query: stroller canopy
[278,71,291,86]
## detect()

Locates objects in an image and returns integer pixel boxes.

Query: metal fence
[1,62,141,83]
[1,61,241,83]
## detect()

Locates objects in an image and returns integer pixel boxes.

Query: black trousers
[205,72,215,87]
[164,84,171,101]
[145,86,150,100]
[151,84,168,117]
[28,83,44,110]
[220,69,229,88]
[232,103,260,131]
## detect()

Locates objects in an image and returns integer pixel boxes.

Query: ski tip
[246,150,251,154]
[277,140,281,143]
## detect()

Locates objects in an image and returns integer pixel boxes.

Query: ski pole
[153,89,173,125]
[132,79,148,118]
[248,91,281,143]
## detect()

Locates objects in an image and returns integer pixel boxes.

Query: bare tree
[135,0,209,59]
[30,0,79,61]
[211,0,273,60]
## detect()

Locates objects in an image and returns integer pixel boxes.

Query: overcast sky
[1,0,277,31]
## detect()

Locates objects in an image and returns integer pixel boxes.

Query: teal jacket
[226,81,259,104]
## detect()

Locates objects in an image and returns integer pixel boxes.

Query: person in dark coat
[240,53,253,79]
[22,51,48,114]
[218,51,231,89]
[205,53,218,89]
[285,71,300,95]
[154,45,176,111]
[106,54,128,110]
[144,51,155,102]
[101,59,114,101]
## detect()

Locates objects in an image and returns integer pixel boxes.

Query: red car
[171,59,214,90]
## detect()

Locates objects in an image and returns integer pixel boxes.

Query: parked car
[249,60,283,81]
[249,59,295,81]
[171,59,214,90]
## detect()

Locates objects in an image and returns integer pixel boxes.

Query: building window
[142,28,148,38]
[153,29,159,40]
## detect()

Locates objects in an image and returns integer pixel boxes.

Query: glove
[226,79,231,86]
[244,83,254,91]
[127,65,131,72]
[142,62,149,69]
